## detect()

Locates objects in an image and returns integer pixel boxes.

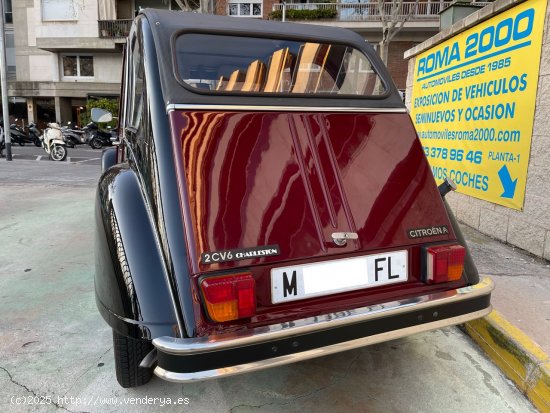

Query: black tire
[34,137,41,147]
[50,144,67,161]
[18,140,24,146]
[66,136,78,148]
[113,330,154,388]
[90,137,103,149]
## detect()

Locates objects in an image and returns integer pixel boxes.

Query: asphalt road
[2,144,103,165]
[0,159,537,413]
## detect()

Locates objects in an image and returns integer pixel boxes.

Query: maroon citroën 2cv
[94,9,493,387]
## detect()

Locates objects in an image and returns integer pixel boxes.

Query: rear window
[174,34,386,96]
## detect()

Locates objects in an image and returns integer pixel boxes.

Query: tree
[377,0,420,65]
[163,0,211,13]
[171,0,195,11]
[83,98,119,129]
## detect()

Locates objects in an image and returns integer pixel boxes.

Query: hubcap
[52,146,65,160]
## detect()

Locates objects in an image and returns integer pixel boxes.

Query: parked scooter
[86,122,114,149]
[61,122,87,148]
[25,122,42,147]
[8,122,27,146]
[41,123,68,161]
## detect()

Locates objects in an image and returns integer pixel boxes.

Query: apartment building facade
[6,0,483,125]
[215,0,469,90]
[8,0,122,126]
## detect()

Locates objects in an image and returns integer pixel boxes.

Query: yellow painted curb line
[464,310,550,413]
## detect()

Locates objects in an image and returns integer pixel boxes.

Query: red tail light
[426,244,466,284]
[200,272,256,322]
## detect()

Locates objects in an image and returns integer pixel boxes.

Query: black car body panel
[95,15,196,340]
[95,164,179,339]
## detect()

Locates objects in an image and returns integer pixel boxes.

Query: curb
[464,310,550,412]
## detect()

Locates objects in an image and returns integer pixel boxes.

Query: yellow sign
[410,0,547,210]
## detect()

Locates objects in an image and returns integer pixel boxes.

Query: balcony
[98,19,132,39]
[271,2,490,22]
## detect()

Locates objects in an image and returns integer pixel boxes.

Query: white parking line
[66,157,71,163]
[73,157,101,164]
[36,155,42,161]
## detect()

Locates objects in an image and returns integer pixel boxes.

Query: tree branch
[389,0,419,42]
[378,0,388,26]
[376,0,420,64]
[164,0,193,11]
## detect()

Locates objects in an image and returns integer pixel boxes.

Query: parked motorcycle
[86,122,115,149]
[62,122,87,148]
[25,122,42,147]
[41,123,68,161]
[8,122,27,146]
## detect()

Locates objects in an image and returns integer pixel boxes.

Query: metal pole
[282,1,286,22]
[0,0,11,160]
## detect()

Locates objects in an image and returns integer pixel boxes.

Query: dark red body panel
[169,111,461,335]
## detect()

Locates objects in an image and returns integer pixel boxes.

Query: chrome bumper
[153,277,493,383]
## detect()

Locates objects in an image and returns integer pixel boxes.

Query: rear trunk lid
[169,110,455,276]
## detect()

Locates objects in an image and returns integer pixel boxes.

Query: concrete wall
[32,0,99,39]
[14,0,51,82]
[13,0,122,85]
[93,53,123,83]
[405,0,550,260]
[28,55,56,81]
[24,53,121,84]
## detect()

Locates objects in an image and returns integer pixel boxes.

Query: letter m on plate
[283,271,297,297]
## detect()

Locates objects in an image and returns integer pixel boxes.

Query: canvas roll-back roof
[139,9,404,109]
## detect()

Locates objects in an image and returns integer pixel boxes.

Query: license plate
[271,250,408,304]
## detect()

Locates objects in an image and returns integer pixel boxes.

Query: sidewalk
[461,224,550,412]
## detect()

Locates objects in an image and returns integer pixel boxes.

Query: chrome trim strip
[139,348,157,369]
[166,104,408,113]
[154,307,492,383]
[153,277,493,355]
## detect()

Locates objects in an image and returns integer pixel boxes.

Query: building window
[175,34,387,96]
[4,0,12,23]
[5,29,15,79]
[62,56,94,78]
[42,0,78,21]
[228,1,262,17]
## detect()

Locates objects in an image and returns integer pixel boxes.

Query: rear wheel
[65,137,76,148]
[113,330,154,388]
[50,144,67,161]
[34,137,41,147]
[90,137,103,149]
